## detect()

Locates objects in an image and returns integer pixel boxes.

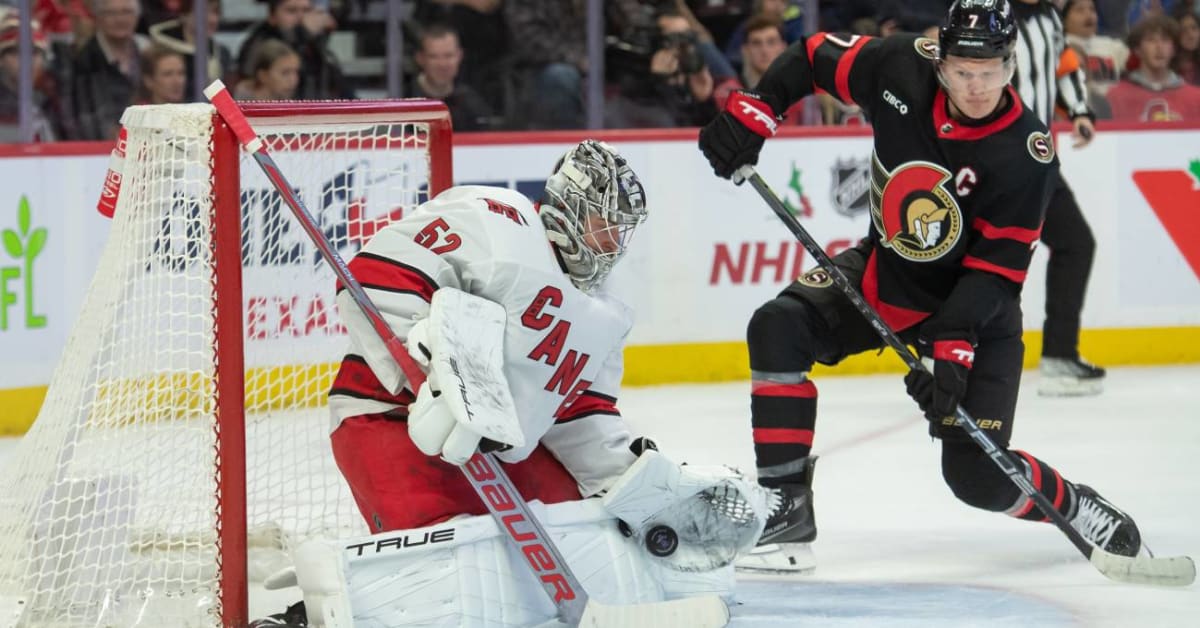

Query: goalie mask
[540,140,648,293]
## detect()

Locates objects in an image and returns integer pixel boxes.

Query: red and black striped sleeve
[754,32,891,119]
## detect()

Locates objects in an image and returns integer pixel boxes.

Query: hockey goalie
[256,140,773,627]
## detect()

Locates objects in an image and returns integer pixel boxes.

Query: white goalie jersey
[329,185,639,496]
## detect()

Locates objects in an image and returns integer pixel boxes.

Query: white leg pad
[292,499,735,628]
[291,541,356,628]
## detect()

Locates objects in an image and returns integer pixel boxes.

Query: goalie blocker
[266,450,771,627]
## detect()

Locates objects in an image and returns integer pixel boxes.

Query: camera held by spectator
[606,7,718,128]
[656,29,705,77]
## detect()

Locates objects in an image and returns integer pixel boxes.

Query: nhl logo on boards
[870,157,963,262]
[830,157,871,218]
[1027,131,1055,163]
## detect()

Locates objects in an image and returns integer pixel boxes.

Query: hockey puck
[645,525,678,557]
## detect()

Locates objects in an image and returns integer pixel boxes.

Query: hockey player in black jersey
[698,0,1142,573]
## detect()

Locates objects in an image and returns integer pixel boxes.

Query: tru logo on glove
[933,340,974,368]
[728,91,778,138]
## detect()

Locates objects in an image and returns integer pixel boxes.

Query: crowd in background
[1,0,1199,142]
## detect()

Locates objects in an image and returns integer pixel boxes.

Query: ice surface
[617,365,1199,628]
[2,365,1195,626]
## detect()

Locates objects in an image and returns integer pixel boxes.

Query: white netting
[0,102,440,627]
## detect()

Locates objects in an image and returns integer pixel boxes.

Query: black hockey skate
[736,457,818,573]
[1039,356,1106,397]
[1070,485,1142,557]
[248,601,308,628]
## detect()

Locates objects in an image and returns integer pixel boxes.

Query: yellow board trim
[623,327,1200,385]
[3,327,1199,434]
[0,387,46,436]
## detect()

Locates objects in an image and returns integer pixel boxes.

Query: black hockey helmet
[939,0,1018,60]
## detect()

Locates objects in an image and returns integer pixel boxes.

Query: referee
[1012,0,1106,396]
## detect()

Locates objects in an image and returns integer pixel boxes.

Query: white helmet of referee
[540,140,648,293]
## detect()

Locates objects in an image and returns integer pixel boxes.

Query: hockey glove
[407,370,510,465]
[405,289,525,465]
[406,317,433,369]
[904,335,975,421]
[698,90,777,180]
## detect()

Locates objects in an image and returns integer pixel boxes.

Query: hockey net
[0,101,452,627]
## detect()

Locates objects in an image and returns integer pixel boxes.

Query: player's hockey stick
[202,81,730,627]
[733,164,1194,587]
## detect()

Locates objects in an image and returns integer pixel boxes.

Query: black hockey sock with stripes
[750,373,817,488]
[1005,450,1077,521]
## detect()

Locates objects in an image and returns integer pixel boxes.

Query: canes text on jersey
[522,286,593,417]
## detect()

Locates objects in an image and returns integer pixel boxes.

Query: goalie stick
[203,80,731,627]
[733,164,1195,588]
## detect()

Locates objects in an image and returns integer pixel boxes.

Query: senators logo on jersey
[913,37,939,60]
[1026,131,1055,164]
[869,155,963,262]
[797,267,833,288]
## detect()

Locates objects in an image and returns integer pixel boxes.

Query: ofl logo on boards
[1,195,48,331]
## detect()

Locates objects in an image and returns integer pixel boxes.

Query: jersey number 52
[414,218,462,254]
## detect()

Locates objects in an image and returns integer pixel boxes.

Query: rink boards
[0,123,1197,432]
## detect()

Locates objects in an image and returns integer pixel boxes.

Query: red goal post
[0,100,452,627]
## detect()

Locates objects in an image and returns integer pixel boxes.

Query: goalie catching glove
[405,288,525,465]
[603,449,773,572]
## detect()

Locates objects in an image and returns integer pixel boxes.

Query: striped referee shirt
[1010,0,1092,125]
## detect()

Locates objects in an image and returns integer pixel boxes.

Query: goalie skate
[736,457,817,574]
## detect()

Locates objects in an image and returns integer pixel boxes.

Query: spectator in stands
[739,14,788,90]
[233,38,299,100]
[236,0,352,100]
[504,0,585,129]
[1064,0,1131,117]
[604,7,718,128]
[0,12,62,142]
[724,0,806,73]
[1125,1,1184,29]
[408,23,494,131]
[413,0,507,122]
[1173,6,1200,82]
[136,43,185,104]
[148,0,232,95]
[139,0,183,33]
[34,0,92,48]
[1108,13,1200,119]
[818,0,885,32]
[739,14,817,125]
[875,1,948,38]
[1093,0,1137,36]
[68,0,146,140]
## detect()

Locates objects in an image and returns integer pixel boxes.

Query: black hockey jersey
[755,33,1058,336]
